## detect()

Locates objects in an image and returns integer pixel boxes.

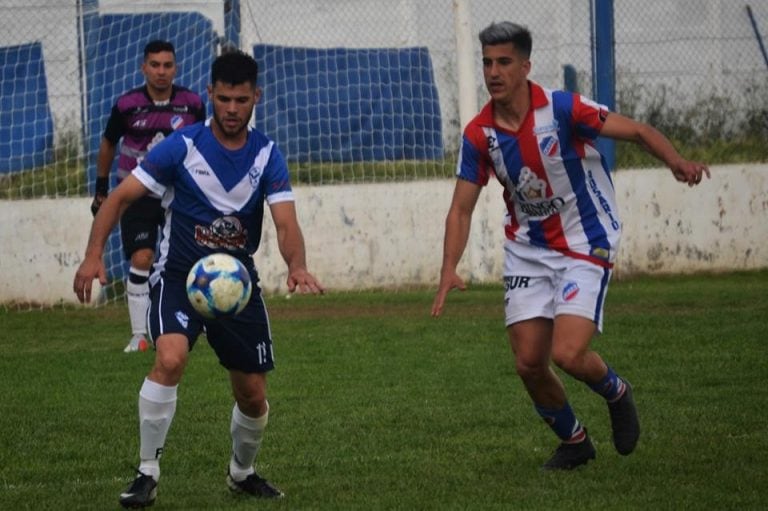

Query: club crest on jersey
[170,115,184,130]
[194,215,247,250]
[562,282,580,301]
[539,136,559,157]
[248,165,263,188]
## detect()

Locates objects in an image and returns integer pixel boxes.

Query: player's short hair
[479,22,532,58]
[143,40,176,59]
[211,50,259,87]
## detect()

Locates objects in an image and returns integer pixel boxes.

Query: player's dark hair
[479,22,532,58]
[143,40,176,59]
[211,51,259,86]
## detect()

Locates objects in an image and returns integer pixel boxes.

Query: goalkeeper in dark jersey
[91,40,205,352]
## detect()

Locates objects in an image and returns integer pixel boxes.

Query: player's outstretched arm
[432,179,482,317]
[270,201,325,295]
[73,175,148,303]
[600,112,710,186]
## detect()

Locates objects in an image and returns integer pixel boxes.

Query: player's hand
[73,256,107,304]
[90,192,107,216]
[286,268,325,295]
[431,270,466,317]
[671,160,710,187]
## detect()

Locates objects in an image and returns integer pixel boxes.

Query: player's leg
[508,319,596,470]
[550,261,639,456]
[225,371,281,498]
[124,247,153,352]
[503,244,594,469]
[120,278,200,509]
[120,196,162,353]
[205,283,283,499]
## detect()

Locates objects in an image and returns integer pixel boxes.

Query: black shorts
[146,273,276,374]
[120,195,164,259]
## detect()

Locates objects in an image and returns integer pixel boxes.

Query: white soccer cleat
[124,335,149,353]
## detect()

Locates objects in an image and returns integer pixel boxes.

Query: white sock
[229,402,269,481]
[138,378,177,480]
[127,267,150,337]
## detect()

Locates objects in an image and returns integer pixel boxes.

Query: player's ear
[253,86,262,104]
[207,84,213,97]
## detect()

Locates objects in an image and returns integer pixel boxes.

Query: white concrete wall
[1,164,766,305]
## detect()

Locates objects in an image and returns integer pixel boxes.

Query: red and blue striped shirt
[457,81,620,267]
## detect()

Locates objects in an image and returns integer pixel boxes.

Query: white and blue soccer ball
[186,253,252,319]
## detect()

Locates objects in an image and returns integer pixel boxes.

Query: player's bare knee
[150,353,186,383]
[131,249,155,270]
[551,349,586,377]
[515,358,548,382]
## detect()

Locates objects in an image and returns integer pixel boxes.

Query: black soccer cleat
[542,433,597,470]
[608,380,640,455]
[119,469,157,509]
[227,471,284,499]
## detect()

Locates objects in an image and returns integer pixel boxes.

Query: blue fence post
[591,0,616,171]
[224,0,241,49]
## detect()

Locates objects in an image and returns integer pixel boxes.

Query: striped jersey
[457,81,620,267]
[103,85,205,182]
[132,120,295,282]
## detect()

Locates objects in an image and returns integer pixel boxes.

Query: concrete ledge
[1,163,765,304]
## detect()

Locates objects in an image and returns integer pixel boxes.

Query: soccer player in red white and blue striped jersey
[432,21,710,470]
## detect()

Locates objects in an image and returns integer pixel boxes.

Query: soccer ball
[186,253,252,319]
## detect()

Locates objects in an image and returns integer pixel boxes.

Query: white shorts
[503,242,612,332]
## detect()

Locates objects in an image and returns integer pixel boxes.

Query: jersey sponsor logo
[504,275,531,290]
[514,167,566,218]
[590,247,610,261]
[486,134,499,152]
[587,169,620,230]
[539,135,559,157]
[533,121,558,135]
[517,167,547,200]
[194,215,247,251]
[147,132,166,152]
[562,281,580,301]
[132,119,148,128]
[170,115,184,130]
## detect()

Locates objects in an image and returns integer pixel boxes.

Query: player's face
[208,81,261,145]
[142,51,177,95]
[482,43,530,104]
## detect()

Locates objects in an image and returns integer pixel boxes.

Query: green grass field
[1,271,766,510]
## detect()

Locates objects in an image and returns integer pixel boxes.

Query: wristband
[95,176,109,195]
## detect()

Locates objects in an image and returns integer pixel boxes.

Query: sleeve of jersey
[572,94,609,140]
[193,97,206,123]
[132,134,186,196]
[102,105,124,143]
[456,127,490,186]
[263,146,295,205]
